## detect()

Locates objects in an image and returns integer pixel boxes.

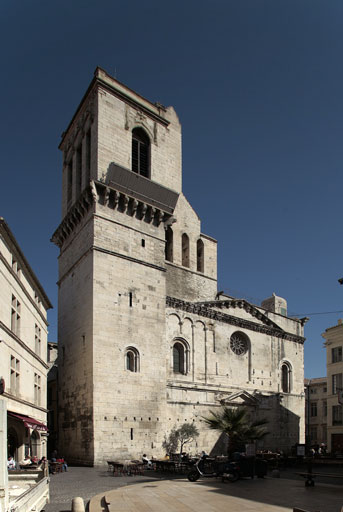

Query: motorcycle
[187,456,240,482]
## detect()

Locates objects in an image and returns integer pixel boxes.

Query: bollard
[72,497,85,512]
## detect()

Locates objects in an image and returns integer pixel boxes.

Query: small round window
[230,332,248,355]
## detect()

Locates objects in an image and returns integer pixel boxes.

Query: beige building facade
[0,218,52,463]
[304,377,327,447]
[52,68,306,465]
[322,319,343,454]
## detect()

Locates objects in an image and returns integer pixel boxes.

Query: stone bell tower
[52,68,183,464]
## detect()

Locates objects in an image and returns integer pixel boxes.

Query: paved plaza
[45,466,343,512]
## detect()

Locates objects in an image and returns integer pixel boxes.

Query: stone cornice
[0,321,49,369]
[5,392,48,413]
[94,179,174,223]
[0,252,50,325]
[97,79,169,127]
[52,180,174,249]
[59,67,169,150]
[165,261,217,282]
[166,296,305,344]
[51,186,94,248]
[93,246,166,273]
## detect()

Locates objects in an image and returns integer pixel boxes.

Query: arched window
[30,430,40,458]
[132,128,150,178]
[196,239,204,272]
[125,347,140,372]
[165,227,173,262]
[281,362,292,393]
[182,233,190,267]
[172,340,189,374]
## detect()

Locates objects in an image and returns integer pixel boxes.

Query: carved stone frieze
[166,296,305,344]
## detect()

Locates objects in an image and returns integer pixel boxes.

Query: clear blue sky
[1,0,342,378]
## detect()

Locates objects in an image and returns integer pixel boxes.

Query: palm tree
[203,406,268,455]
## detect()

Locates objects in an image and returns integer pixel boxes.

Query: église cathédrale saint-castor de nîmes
[51,67,306,465]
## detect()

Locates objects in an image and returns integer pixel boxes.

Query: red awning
[8,412,48,432]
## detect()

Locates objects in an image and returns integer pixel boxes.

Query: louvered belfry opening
[132,128,150,178]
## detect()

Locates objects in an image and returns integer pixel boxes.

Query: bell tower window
[165,227,173,262]
[197,239,204,272]
[182,233,190,268]
[132,128,150,178]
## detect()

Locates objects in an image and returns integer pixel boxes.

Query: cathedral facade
[52,67,306,465]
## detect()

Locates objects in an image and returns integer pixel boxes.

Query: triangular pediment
[194,298,282,331]
[166,296,304,344]
[215,390,261,406]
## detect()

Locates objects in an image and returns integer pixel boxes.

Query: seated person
[57,456,68,472]
[7,456,16,470]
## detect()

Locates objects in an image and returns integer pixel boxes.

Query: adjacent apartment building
[0,218,52,463]
[305,377,327,447]
[322,319,343,454]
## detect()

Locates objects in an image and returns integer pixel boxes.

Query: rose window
[230,332,248,355]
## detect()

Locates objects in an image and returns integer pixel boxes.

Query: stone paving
[44,466,158,512]
[45,466,343,512]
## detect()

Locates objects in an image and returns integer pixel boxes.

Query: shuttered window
[132,128,150,178]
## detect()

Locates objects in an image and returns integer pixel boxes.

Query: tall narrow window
[76,145,82,198]
[332,373,343,394]
[12,258,20,277]
[310,402,317,417]
[281,362,291,393]
[172,341,188,374]
[132,128,150,178]
[34,373,41,406]
[125,347,140,372]
[332,405,343,425]
[10,356,20,394]
[196,239,204,272]
[182,233,190,268]
[67,161,73,206]
[11,295,20,336]
[165,227,173,262]
[35,324,41,356]
[332,346,342,363]
[85,128,91,185]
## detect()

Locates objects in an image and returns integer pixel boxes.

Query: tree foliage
[162,423,199,454]
[203,407,268,455]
